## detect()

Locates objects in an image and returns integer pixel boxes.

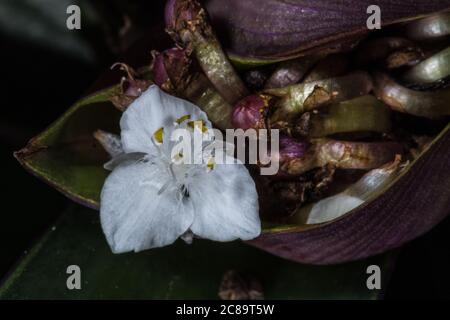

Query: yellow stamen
[153,127,164,144]
[207,158,215,171]
[188,120,208,133]
[176,114,191,124]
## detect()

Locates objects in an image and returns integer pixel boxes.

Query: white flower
[99,85,260,253]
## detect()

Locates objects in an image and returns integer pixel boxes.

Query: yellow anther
[153,127,164,144]
[176,114,191,124]
[207,158,215,171]
[188,120,208,133]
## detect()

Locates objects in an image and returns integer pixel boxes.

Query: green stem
[283,139,402,176]
[406,12,450,41]
[182,72,233,129]
[403,46,450,84]
[266,71,373,122]
[167,0,248,105]
[265,56,319,89]
[373,71,450,118]
[308,96,392,137]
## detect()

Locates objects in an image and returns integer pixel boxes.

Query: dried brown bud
[218,270,264,300]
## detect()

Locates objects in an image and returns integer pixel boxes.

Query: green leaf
[0,206,395,299]
[15,86,122,209]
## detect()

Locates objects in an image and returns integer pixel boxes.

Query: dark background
[1,0,449,299]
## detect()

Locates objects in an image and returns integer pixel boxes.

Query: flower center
[151,115,215,198]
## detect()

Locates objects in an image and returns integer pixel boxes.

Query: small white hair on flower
[98,85,260,253]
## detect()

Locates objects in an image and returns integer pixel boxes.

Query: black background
[1,0,449,300]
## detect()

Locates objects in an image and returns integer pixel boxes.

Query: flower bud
[165,0,201,43]
[278,135,309,163]
[152,48,189,90]
[232,95,268,130]
[152,52,170,88]
[110,63,152,111]
[270,135,310,178]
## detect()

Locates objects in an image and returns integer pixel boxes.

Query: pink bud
[153,52,170,88]
[232,95,267,130]
[269,135,310,178]
[278,135,309,163]
[152,48,189,89]
[165,0,199,35]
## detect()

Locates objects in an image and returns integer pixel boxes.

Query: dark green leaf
[15,86,122,209]
[0,206,395,299]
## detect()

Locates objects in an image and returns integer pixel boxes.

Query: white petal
[120,85,211,155]
[306,195,364,224]
[93,130,123,158]
[103,152,147,171]
[100,157,194,253]
[188,157,260,241]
